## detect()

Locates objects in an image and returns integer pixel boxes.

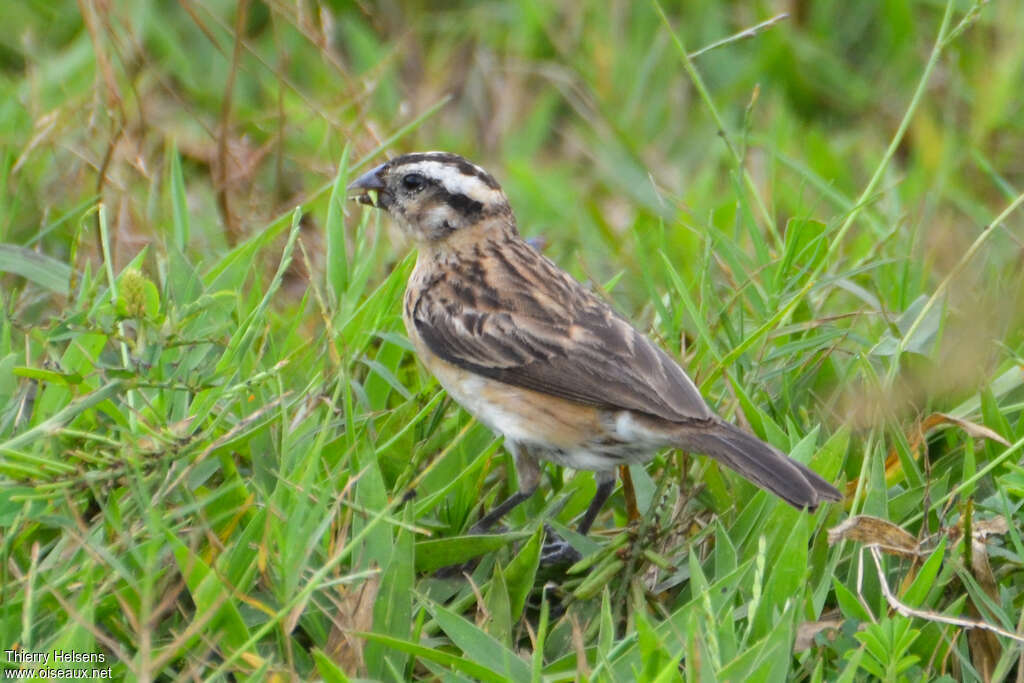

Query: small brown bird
[349,152,840,557]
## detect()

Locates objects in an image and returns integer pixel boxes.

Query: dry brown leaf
[239,651,268,670]
[887,412,1010,478]
[837,508,1018,675]
[971,515,1009,539]
[966,521,1005,683]
[324,573,381,675]
[794,619,844,652]
[570,614,592,677]
[469,575,489,631]
[847,412,1010,497]
[931,413,1011,446]
[966,561,1001,681]
[943,515,1009,548]
[828,515,923,558]
[852,540,1024,661]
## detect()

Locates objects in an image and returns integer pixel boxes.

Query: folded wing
[410,248,712,424]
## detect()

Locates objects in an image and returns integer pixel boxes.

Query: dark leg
[540,470,618,566]
[470,489,534,533]
[469,442,540,533]
[576,470,616,535]
[436,444,541,578]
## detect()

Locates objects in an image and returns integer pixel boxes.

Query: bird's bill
[347,164,387,206]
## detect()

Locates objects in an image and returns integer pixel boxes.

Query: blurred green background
[2,0,1023,680]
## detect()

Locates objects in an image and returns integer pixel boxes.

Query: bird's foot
[435,524,581,577]
[540,524,582,567]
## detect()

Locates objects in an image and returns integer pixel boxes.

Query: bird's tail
[673,419,842,510]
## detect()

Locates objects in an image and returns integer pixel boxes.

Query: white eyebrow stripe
[400,160,504,204]
[422,151,492,177]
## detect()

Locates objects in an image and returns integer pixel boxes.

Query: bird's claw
[540,525,582,566]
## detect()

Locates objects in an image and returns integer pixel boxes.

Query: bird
[348,151,841,560]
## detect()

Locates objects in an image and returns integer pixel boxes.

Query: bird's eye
[402,173,425,191]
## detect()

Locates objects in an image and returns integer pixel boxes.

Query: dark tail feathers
[675,419,842,510]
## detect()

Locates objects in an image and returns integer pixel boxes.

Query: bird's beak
[347,164,387,207]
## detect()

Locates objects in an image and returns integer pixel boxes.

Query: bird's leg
[541,470,617,566]
[470,490,534,533]
[469,446,618,567]
[576,470,616,535]
[470,442,540,533]
[436,445,540,578]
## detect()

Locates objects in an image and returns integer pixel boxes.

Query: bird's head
[347,152,513,242]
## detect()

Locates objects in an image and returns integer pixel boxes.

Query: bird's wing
[409,246,711,423]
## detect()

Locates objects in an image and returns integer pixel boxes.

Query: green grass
[2,0,1024,680]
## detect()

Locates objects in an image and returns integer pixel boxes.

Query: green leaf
[168,142,189,250]
[870,294,944,357]
[326,145,351,307]
[205,210,294,292]
[719,611,793,681]
[752,512,807,640]
[901,535,945,607]
[483,561,512,646]
[214,209,303,375]
[166,530,257,669]
[713,520,738,576]
[0,352,16,409]
[598,586,615,656]
[0,486,44,527]
[312,649,351,683]
[779,218,827,276]
[414,532,529,573]
[832,577,873,623]
[502,522,542,621]
[0,378,124,454]
[13,365,83,386]
[0,244,70,295]
[358,631,509,683]
[423,597,532,683]
[367,506,413,680]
